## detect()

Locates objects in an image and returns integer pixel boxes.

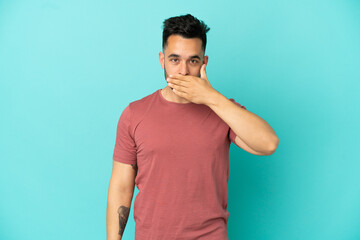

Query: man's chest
[133,108,230,161]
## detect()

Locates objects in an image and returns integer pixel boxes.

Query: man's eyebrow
[167,54,201,60]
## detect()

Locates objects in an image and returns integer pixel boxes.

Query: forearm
[206,90,278,153]
[106,184,134,240]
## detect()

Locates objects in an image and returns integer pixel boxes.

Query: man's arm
[207,90,279,155]
[107,161,138,240]
[166,64,279,155]
[234,135,271,155]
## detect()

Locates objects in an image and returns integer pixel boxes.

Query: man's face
[159,34,209,82]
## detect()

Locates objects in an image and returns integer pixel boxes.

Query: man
[107,14,279,240]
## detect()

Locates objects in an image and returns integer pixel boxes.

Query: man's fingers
[168,74,190,81]
[200,63,207,79]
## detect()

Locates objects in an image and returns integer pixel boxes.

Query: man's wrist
[205,89,225,108]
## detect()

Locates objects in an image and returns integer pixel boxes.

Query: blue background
[1,0,359,239]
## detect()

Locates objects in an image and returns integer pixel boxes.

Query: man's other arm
[106,160,138,240]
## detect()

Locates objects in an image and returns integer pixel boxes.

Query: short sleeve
[113,104,137,165]
[228,98,247,143]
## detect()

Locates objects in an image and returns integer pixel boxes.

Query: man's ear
[159,51,164,69]
[203,55,209,66]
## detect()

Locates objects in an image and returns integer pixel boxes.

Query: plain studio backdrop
[0,0,359,239]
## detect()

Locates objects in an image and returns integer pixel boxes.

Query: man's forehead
[164,35,204,56]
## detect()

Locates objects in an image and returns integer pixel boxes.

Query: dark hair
[162,14,210,53]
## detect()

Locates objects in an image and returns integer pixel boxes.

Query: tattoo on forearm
[117,206,130,236]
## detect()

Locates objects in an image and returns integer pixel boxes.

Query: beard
[163,62,173,91]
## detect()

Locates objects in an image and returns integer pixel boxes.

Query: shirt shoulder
[128,89,158,121]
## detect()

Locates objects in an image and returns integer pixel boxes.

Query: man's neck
[161,86,191,104]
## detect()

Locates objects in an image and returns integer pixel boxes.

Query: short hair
[162,14,210,53]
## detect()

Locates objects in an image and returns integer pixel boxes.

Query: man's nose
[179,61,189,75]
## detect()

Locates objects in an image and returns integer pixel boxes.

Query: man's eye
[171,59,178,62]
[190,60,199,64]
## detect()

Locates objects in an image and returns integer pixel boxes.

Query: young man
[107,14,279,240]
